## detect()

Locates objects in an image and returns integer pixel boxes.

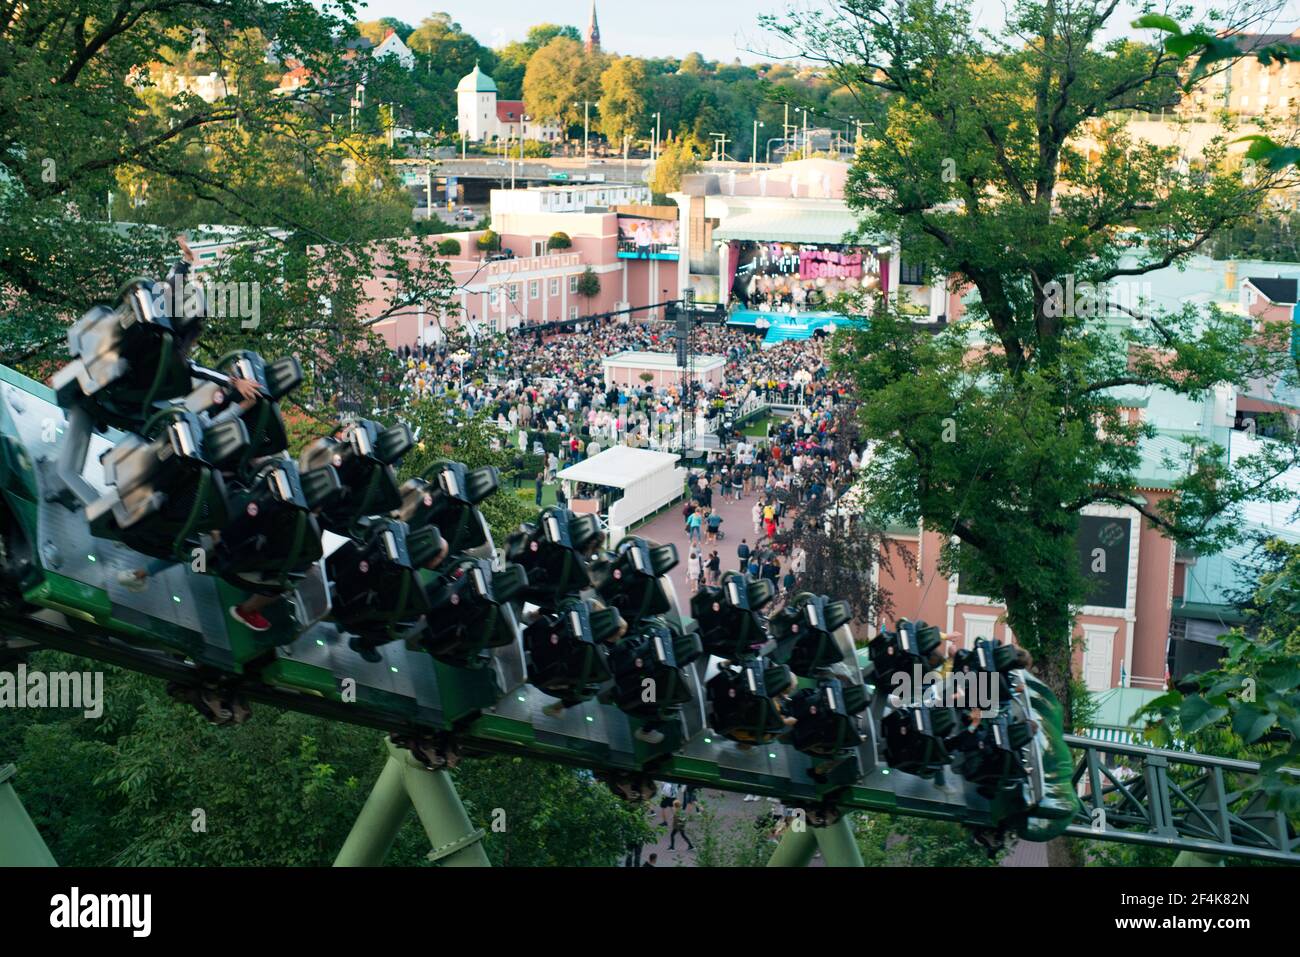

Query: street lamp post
[573,101,592,163]
[752,119,764,170]
[651,112,661,161]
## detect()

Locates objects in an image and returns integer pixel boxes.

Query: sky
[342,0,1300,63]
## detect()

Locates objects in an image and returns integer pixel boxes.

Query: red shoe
[230,605,271,632]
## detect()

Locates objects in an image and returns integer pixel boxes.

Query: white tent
[558,446,686,542]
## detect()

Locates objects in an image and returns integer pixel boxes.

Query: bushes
[546,232,572,251]
[436,238,461,257]
[476,229,501,253]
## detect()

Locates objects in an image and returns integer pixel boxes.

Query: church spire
[584,1,601,54]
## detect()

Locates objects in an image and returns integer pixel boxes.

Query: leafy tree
[547,232,573,251]
[649,136,703,195]
[599,57,648,146]
[855,812,1003,866]
[477,229,501,253]
[576,266,601,307]
[355,19,415,45]
[770,0,1300,865]
[455,757,652,866]
[0,0,380,374]
[523,37,604,133]
[437,238,463,256]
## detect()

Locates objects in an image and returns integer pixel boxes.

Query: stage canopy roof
[557,446,681,490]
[713,207,865,245]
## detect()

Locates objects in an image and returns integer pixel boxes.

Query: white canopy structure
[557,446,686,542]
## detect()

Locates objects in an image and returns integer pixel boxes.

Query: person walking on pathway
[668,800,694,851]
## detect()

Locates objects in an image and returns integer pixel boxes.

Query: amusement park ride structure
[0,266,1294,867]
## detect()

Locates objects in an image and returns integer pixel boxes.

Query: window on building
[549,278,560,296]
[529,279,540,300]
[899,261,925,285]
[569,275,579,294]
[570,306,579,320]
[533,240,544,257]
[508,284,519,302]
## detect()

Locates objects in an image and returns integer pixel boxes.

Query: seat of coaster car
[525,598,622,702]
[786,677,870,756]
[51,276,201,429]
[706,658,793,745]
[607,616,703,716]
[880,703,957,779]
[417,558,527,668]
[201,352,303,473]
[86,404,247,560]
[212,459,339,593]
[949,712,1034,796]
[589,537,679,626]
[299,419,412,536]
[327,518,445,658]
[769,593,854,675]
[691,572,775,660]
[506,508,603,604]
[399,462,499,555]
[866,617,944,686]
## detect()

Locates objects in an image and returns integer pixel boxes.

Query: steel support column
[767,825,818,867]
[334,750,412,866]
[334,739,488,867]
[813,814,864,867]
[0,764,56,866]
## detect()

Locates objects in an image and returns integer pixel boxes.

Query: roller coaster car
[299,419,413,535]
[86,407,247,560]
[212,460,337,593]
[201,352,303,469]
[690,572,775,660]
[880,704,956,779]
[589,537,678,625]
[327,518,445,661]
[706,658,793,746]
[769,593,854,676]
[607,616,703,716]
[951,638,1020,705]
[524,597,622,705]
[398,461,498,555]
[786,677,869,758]
[949,712,1034,797]
[418,558,527,668]
[51,271,202,429]
[505,507,603,604]
[866,618,943,686]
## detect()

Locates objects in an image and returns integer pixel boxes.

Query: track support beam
[334,738,488,867]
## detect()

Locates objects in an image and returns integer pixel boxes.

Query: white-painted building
[490,185,652,218]
[456,64,562,143]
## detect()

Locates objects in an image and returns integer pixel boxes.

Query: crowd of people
[390,320,847,458]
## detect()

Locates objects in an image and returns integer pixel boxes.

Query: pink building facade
[874,489,1176,695]
[361,210,681,349]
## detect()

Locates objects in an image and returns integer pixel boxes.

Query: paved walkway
[638,478,777,607]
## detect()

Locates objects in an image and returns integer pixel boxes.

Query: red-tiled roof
[496,100,525,123]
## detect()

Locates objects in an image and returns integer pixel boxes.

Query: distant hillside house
[373,29,414,69]
[456,64,562,143]
[1240,275,1298,330]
